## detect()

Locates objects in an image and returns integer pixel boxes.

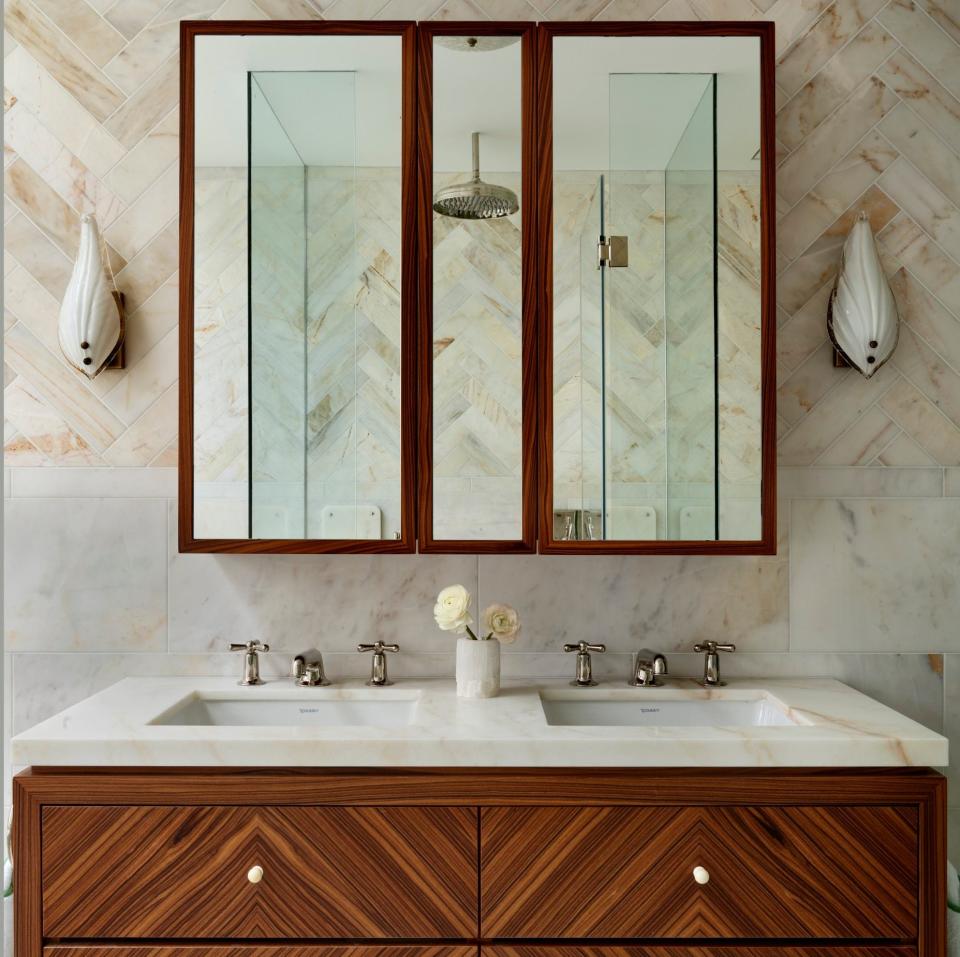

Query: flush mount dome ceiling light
[434,35,520,52]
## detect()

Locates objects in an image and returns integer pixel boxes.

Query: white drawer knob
[692,865,710,885]
[247,865,264,884]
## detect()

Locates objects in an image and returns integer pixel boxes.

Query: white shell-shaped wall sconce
[827,211,899,378]
[58,214,124,379]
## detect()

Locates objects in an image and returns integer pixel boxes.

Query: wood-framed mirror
[536,22,777,555]
[415,22,539,553]
[179,21,418,553]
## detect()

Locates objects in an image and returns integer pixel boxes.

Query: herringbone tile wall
[5,0,960,470]
[5,0,960,856]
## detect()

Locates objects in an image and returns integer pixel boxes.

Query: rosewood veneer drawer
[480,805,918,939]
[485,948,915,957]
[41,806,478,939]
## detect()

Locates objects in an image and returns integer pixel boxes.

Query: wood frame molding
[14,767,945,956]
[178,20,419,554]
[179,22,778,555]
[535,22,778,556]
[415,23,539,554]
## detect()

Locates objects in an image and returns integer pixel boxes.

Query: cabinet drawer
[42,806,478,938]
[485,948,914,957]
[480,805,918,939]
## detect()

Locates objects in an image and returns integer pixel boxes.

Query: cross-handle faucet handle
[694,640,735,654]
[358,641,400,686]
[693,640,736,686]
[563,640,606,654]
[229,640,270,686]
[563,640,605,687]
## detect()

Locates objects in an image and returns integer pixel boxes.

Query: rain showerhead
[433,132,518,221]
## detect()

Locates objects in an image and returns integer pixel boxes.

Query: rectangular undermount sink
[151,692,418,728]
[539,690,800,727]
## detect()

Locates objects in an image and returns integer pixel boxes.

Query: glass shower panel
[664,76,716,540]
[249,74,307,538]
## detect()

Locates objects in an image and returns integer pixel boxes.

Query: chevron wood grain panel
[46,948,477,957]
[486,947,914,957]
[480,804,918,939]
[41,805,478,938]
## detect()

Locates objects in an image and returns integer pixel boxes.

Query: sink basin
[539,691,800,727]
[151,692,418,728]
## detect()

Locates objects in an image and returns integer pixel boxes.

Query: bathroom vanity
[13,678,949,957]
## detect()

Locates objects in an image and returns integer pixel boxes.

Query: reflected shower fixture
[827,211,899,378]
[433,132,519,221]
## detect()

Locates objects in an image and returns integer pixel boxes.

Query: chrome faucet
[563,640,605,687]
[694,640,736,686]
[358,641,400,686]
[292,651,330,687]
[230,640,269,686]
[630,648,668,687]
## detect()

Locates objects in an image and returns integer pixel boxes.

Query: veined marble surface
[11,675,947,769]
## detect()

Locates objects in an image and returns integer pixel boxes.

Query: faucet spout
[630,648,668,687]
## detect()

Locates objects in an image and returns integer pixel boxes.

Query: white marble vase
[456,637,500,699]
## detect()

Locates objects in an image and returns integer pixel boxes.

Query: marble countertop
[11,676,948,767]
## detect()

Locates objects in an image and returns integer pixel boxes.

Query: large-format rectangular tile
[169,508,479,652]
[778,362,899,464]
[104,52,179,149]
[3,0,125,122]
[775,0,888,97]
[104,0,217,96]
[4,497,168,652]
[3,379,105,465]
[876,48,960,154]
[3,46,126,179]
[878,157,960,266]
[8,466,177,497]
[4,102,125,227]
[101,382,178,465]
[880,214,960,321]
[478,553,787,654]
[778,76,899,207]
[878,0,960,101]
[791,498,960,651]
[30,0,126,68]
[880,102,960,210]
[104,107,178,205]
[778,465,946,498]
[777,130,898,263]
[4,324,126,451]
[880,374,960,464]
[776,20,897,153]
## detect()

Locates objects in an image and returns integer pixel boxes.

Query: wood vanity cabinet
[14,769,946,957]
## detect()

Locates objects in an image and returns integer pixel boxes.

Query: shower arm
[471,131,481,183]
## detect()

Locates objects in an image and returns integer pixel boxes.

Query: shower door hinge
[597,235,628,269]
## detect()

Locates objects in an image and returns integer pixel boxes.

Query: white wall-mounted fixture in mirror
[827,211,899,378]
[58,214,125,378]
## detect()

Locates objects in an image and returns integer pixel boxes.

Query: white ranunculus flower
[482,604,521,643]
[434,584,473,634]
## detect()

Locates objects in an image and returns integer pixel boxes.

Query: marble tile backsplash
[5,0,960,860]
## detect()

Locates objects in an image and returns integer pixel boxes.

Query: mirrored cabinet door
[538,23,777,554]
[180,23,417,553]
[416,24,538,553]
